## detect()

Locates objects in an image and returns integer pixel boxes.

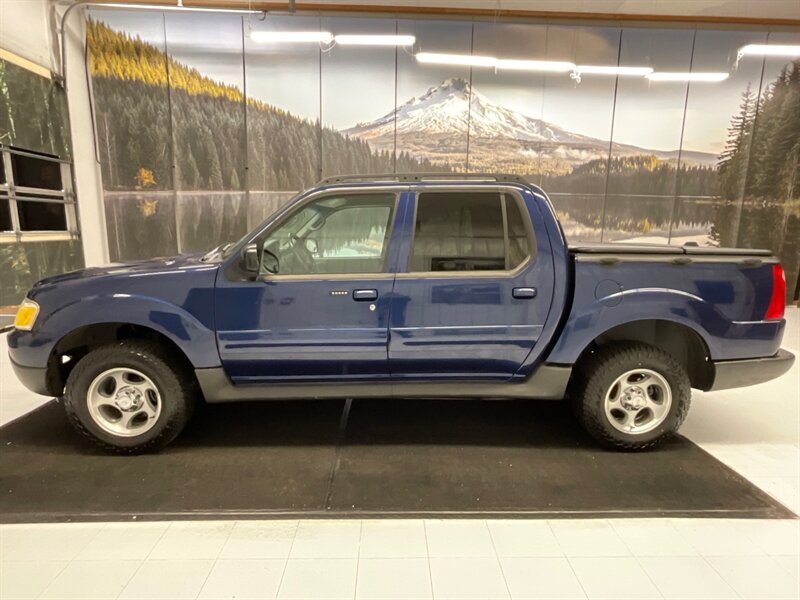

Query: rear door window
[409,191,533,272]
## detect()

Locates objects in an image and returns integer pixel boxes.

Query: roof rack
[316,173,536,186]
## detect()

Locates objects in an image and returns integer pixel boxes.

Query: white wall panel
[0,0,53,69]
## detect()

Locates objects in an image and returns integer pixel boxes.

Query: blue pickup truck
[8,175,794,453]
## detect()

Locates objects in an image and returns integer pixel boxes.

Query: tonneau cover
[569,242,772,256]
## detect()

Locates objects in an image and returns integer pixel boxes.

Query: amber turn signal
[14,299,40,331]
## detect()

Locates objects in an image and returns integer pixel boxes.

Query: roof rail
[316,173,535,186]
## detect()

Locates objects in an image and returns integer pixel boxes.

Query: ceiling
[81,0,800,25]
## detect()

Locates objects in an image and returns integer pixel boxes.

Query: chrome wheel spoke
[140,394,158,419]
[622,408,640,431]
[119,410,140,430]
[647,395,669,420]
[111,371,128,392]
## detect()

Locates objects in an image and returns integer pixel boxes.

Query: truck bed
[569,242,773,256]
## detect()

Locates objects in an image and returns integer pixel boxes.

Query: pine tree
[181,153,200,188]
[718,85,756,201]
[736,60,800,201]
[205,137,224,190]
[769,62,800,200]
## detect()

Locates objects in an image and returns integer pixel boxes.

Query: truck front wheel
[63,340,195,454]
[572,342,691,451]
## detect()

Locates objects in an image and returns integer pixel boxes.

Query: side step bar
[196,364,573,403]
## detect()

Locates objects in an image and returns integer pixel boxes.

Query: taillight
[765,263,786,320]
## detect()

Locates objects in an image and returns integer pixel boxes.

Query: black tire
[571,342,691,451]
[63,340,196,454]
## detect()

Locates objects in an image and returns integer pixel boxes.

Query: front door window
[260,193,396,276]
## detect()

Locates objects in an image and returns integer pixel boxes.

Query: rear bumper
[709,349,795,391]
[9,356,51,396]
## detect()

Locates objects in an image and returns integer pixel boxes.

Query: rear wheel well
[46,323,196,397]
[575,320,713,391]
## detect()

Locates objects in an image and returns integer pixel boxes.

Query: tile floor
[681,307,800,515]
[1,518,798,599]
[1,309,798,599]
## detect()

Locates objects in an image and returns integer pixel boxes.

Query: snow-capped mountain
[346,77,588,144]
[342,77,714,171]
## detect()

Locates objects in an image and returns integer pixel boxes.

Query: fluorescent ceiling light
[496,59,576,72]
[738,44,800,58]
[647,72,729,82]
[93,3,258,13]
[415,52,497,67]
[334,34,416,46]
[575,65,654,76]
[250,31,334,44]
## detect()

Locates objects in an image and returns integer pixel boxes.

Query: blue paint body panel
[546,257,783,364]
[6,178,789,399]
[8,254,221,369]
[387,186,556,380]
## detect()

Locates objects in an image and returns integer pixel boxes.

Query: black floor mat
[0,398,793,522]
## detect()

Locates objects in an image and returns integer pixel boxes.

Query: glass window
[261,193,395,276]
[11,154,62,190]
[411,192,504,272]
[0,199,11,231]
[410,192,533,272]
[17,201,67,231]
[1,144,75,239]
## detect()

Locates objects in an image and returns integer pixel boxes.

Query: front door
[215,190,402,384]
[388,188,555,381]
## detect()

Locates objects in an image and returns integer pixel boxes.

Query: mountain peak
[345,77,578,143]
[436,77,471,93]
[409,77,472,106]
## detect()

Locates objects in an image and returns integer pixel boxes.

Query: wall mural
[0,59,84,307]
[86,10,799,299]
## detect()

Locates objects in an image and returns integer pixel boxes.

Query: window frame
[0,145,79,243]
[404,187,536,277]
[252,188,403,281]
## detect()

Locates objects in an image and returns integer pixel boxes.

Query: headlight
[14,299,40,331]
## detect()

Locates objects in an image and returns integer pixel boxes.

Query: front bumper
[709,349,795,391]
[9,356,51,396]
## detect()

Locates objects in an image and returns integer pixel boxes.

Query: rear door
[388,188,555,381]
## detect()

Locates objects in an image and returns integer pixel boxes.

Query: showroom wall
[0,56,85,307]
[86,8,799,297]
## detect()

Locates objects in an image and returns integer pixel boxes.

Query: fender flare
[42,293,220,368]
[546,288,718,365]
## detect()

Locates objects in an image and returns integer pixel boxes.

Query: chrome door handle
[353,289,378,301]
[512,287,537,299]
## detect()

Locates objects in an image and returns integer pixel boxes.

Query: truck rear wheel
[63,340,195,454]
[572,342,691,451]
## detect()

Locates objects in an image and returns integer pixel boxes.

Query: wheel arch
[572,319,714,391]
[45,322,197,397]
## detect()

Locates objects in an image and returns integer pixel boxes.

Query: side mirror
[242,243,259,273]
